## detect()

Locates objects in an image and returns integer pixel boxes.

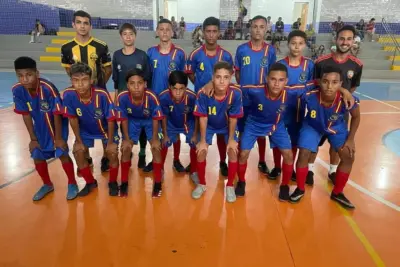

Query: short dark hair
[14,56,37,70]
[119,23,137,35]
[268,62,288,76]
[169,71,188,87]
[158,18,172,28]
[203,17,220,30]
[336,25,356,38]
[288,30,307,42]
[70,62,92,77]
[126,68,145,82]
[321,66,342,81]
[251,15,267,24]
[213,61,233,74]
[73,10,91,24]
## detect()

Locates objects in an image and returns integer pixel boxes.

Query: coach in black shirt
[112,23,151,95]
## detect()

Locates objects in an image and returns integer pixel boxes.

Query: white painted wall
[174,0,220,23]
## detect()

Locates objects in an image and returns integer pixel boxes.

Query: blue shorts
[82,134,120,148]
[206,127,239,145]
[164,127,197,148]
[241,122,292,150]
[298,123,348,153]
[31,147,69,160]
[238,106,250,133]
[125,119,154,144]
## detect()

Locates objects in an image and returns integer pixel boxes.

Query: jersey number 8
[76,108,83,117]
[310,110,317,118]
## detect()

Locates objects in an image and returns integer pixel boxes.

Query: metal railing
[380,18,400,69]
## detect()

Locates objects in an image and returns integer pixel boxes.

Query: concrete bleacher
[0,28,399,80]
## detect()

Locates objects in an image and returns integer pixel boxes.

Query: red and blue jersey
[12,78,68,148]
[186,45,234,92]
[278,56,315,86]
[159,89,197,133]
[284,82,315,126]
[301,90,360,134]
[147,44,186,94]
[63,86,116,140]
[116,90,164,121]
[194,84,243,131]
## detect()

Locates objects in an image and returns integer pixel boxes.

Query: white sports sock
[308,163,314,172]
[329,164,338,174]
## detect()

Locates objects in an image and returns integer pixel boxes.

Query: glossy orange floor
[0,99,399,267]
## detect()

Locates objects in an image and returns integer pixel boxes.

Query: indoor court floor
[0,70,399,267]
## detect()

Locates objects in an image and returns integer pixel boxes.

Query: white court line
[316,158,400,212]
[355,91,400,111]
[361,111,400,115]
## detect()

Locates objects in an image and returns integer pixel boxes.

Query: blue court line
[382,129,400,157]
[0,159,56,190]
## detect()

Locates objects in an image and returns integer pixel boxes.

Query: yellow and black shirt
[61,37,112,89]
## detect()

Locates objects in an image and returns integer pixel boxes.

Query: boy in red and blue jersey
[147,18,187,173]
[12,57,78,201]
[186,17,234,177]
[115,69,165,197]
[159,71,198,182]
[234,15,276,174]
[63,63,120,197]
[193,61,243,203]
[290,66,361,209]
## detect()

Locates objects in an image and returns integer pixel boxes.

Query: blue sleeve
[269,46,277,68]
[229,90,243,118]
[159,97,170,117]
[349,95,360,111]
[115,95,128,121]
[150,96,164,120]
[224,51,234,68]
[101,93,116,121]
[52,93,64,115]
[234,47,241,70]
[308,60,315,82]
[62,92,77,117]
[193,92,208,116]
[12,89,29,115]
[186,51,197,74]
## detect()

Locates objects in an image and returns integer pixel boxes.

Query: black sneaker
[152,182,162,198]
[87,157,93,167]
[291,170,296,182]
[78,180,98,197]
[331,192,355,209]
[143,161,153,173]
[173,160,186,172]
[101,157,110,172]
[306,171,314,186]
[328,172,336,185]
[279,185,290,202]
[185,163,191,173]
[235,181,246,197]
[220,161,228,177]
[108,181,119,196]
[258,161,270,174]
[120,182,128,197]
[289,187,305,203]
[268,168,281,180]
[138,155,146,169]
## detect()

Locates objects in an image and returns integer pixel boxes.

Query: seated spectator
[305,24,316,48]
[266,16,272,39]
[224,20,235,40]
[292,18,301,30]
[355,19,365,41]
[331,16,344,35]
[275,17,285,40]
[30,19,45,43]
[179,17,186,39]
[366,18,376,42]
[171,16,178,39]
[234,16,244,39]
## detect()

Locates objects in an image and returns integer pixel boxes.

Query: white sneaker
[190,172,199,185]
[192,184,206,199]
[226,186,236,203]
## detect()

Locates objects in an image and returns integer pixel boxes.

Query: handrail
[381,18,400,68]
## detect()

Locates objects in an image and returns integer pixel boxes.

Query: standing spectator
[179,17,186,39]
[305,24,316,48]
[224,20,235,40]
[331,16,344,34]
[29,19,45,43]
[275,17,284,40]
[292,18,301,30]
[234,16,244,39]
[266,16,273,39]
[171,16,178,39]
[366,18,376,42]
[355,19,365,41]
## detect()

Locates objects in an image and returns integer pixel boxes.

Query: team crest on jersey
[40,100,50,112]
[329,113,340,122]
[168,61,177,71]
[90,53,98,61]
[136,64,143,70]
[347,70,354,79]
[94,108,103,119]
[277,104,286,114]
[117,64,121,71]
[72,54,79,62]
[260,56,268,67]
[184,105,191,114]
[143,108,150,117]
[299,71,307,83]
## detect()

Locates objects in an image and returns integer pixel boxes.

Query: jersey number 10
[243,56,250,66]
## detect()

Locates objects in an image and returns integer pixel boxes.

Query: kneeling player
[63,63,120,197]
[13,57,78,201]
[193,61,243,202]
[238,63,294,201]
[115,69,165,197]
[290,66,360,209]
[159,71,198,182]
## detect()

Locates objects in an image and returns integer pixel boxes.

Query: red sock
[62,162,76,184]
[35,162,52,185]
[80,166,95,184]
[332,170,350,195]
[216,135,227,162]
[197,160,207,185]
[273,148,282,169]
[227,161,238,186]
[161,146,168,166]
[281,163,294,185]
[189,147,197,173]
[238,162,247,182]
[296,166,308,191]
[153,162,162,183]
[109,166,119,183]
[121,161,131,183]
[292,146,298,161]
[257,137,266,163]
[173,139,181,161]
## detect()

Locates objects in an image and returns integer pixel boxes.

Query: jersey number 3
[310,110,317,119]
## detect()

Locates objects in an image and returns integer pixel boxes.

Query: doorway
[165,0,178,21]
[292,2,309,31]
